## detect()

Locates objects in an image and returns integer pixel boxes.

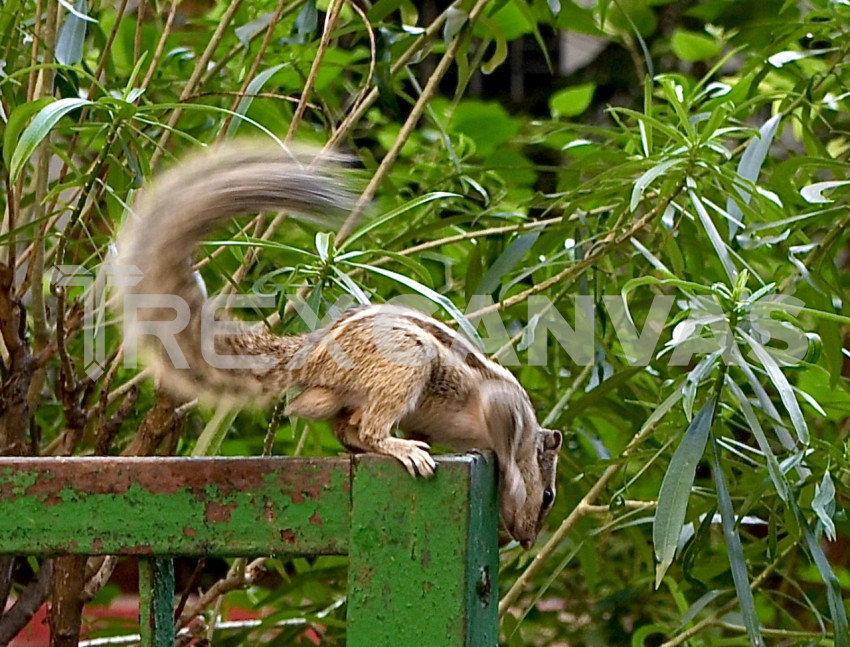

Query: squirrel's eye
[542,487,554,507]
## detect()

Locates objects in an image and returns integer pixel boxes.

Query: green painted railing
[0,454,499,646]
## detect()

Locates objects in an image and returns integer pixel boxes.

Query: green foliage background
[2,0,850,645]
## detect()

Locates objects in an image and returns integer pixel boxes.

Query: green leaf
[740,329,809,444]
[800,180,850,204]
[450,100,522,154]
[8,97,92,182]
[671,29,721,62]
[678,589,725,627]
[443,6,468,42]
[476,232,539,295]
[315,231,332,262]
[55,0,89,65]
[726,376,790,502]
[3,97,54,170]
[682,349,721,421]
[549,83,596,118]
[348,262,483,347]
[295,0,318,38]
[631,159,682,212]
[727,115,782,238]
[330,266,371,305]
[812,470,836,541]
[689,189,737,283]
[192,406,239,457]
[653,397,715,588]
[225,63,286,138]
[711,435,764,646]
[802,521,848,647]
[234,12,275,47]
[479,17,508,75]
[340,192,460,251]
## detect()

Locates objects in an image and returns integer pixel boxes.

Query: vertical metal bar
[139,558,175,647]
[347,453,499,646]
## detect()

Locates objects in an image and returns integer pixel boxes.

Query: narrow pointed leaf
[812,471,836,541]
[653,398,715,588]
[689,189,736,283]
[55,0,88,65]
[348,262,482,347]
[740,329,808,444]
[340,192,460,251]
[802,521,848,647]
[800,180,850,204]
[225,63,286,138]
[9,98,92,182]
[630,159,682,212]
[477,232,539,294]
[726,377,790,501]
[711,435,764,646]
[3,97,54,169]
[727,115,782,238]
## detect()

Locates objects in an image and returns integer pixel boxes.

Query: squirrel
[117,143,562,549]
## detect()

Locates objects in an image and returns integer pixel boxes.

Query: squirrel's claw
[381,437,436,479]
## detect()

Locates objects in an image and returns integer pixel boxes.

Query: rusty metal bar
[0,457,351,557]
[0,454,499,646]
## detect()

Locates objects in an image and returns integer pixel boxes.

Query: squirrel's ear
[542,429,562,451]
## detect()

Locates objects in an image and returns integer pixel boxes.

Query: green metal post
[347,453,499,647]
[139,558,175,647]
[0,454,500,645]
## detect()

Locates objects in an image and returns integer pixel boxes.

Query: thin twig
[198,1,307,88]
[659,541,797,647]
[141,0,179,89]
[467,188,681,321]
[337,0,493,241]
[285,0,345,144]
[25,0,44,101]
[150,0,246,168]
[176,558,266,629]
[344,0,377,118]
[325,3,453,149]
[134,0,146,66]
[218,0,288,140]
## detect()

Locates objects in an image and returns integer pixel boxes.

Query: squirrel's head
[477,380,562,549]
[499,427,562,549]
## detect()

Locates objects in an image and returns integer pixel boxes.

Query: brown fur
[117,142,562,548]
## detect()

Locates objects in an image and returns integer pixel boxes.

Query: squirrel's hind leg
[284,386,344,420]
[332,413,367,452]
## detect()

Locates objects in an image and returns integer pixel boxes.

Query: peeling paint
[204,501,237,523]
[347,454,499,646]
[120,543,154,556]
[0,457,351,557]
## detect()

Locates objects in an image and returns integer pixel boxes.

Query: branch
[176,558,266,630]
[337,0,494,241]
[0,560,54,645]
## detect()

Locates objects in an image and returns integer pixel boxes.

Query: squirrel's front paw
[380,437,436,479]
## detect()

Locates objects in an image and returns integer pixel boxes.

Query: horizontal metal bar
[0,457,351,557]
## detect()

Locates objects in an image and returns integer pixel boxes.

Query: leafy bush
[1,0,849,645]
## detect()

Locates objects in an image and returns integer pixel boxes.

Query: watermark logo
[55,264,809,379]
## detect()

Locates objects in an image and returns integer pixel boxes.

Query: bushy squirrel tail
[116,142,352,401]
